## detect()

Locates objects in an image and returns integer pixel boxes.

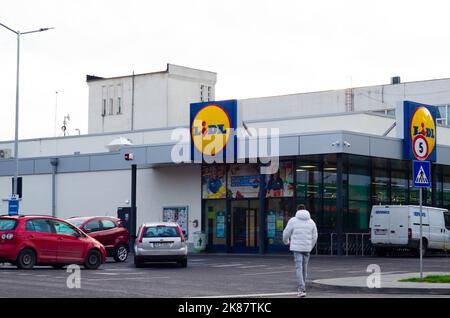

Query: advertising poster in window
[202,165,227,199]
[162,206,189,239]
[227,164,260,198]
[216,211,225,238]
[267,211,276,239]
[265,161,294,197]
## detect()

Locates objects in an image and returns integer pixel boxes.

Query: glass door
[230,200,258,253]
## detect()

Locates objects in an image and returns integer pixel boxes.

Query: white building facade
[0,68,450,254]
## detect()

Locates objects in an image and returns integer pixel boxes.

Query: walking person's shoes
[297,289,307,298]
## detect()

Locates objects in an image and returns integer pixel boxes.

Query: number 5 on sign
[413,135,429,161]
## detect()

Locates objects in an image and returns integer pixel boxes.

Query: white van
[369,205,450,256]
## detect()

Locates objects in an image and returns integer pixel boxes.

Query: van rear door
[370,207,391,244]
[428,208,446,250]
[389,206,409,244]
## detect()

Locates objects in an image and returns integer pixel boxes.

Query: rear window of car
[68,219,85,228]
[26,219,53,233]
[143,226,180,238]
[0,218,17,231]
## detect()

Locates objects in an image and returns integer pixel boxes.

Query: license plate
[153,242,169,247]
[374,229,387,235]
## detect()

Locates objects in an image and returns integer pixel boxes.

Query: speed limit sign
[413,135,429,160]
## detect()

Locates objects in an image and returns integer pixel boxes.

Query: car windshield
[444,212,450,230]
[0,218,18,231]
[143,226,179,238]
[67,219,85,228]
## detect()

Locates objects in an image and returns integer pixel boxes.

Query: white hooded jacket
[283,209,318,252]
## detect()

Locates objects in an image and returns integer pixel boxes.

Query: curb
[310,281,450,295]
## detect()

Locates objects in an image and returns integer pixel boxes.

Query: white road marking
[238,265,268,269]
[212,263,245,268]
[194,292,298,298]
[240,270,295,276]
[85,276,169,282]
[91,272,120,276]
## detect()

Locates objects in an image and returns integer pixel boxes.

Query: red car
[67,216,129,262]
[0,215,106,269]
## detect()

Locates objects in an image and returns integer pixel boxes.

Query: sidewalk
[312,272,450,295]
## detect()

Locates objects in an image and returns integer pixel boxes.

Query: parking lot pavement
[1,254,450,298]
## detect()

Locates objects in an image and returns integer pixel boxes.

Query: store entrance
[230,200,259,253]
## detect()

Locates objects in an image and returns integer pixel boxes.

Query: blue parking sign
[8,199,19,216]
[413,160,431,188]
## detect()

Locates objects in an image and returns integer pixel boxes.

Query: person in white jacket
[283,204,318,297]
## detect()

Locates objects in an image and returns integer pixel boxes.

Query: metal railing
[314,232,371,256]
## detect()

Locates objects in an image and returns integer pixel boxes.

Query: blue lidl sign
[403,101,437,162]
[413,160,431,188]
[190,100,237,162]
[8,198,19,216]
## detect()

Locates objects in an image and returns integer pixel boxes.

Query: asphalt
[1,254,450,298]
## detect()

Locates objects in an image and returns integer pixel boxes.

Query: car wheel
[52,264,66,269]
[179,258,187,268]
[114,244,128,262]
[84,250,102,269]
[17,249,36,270]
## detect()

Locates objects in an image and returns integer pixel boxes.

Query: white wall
[55,170,130,219]
[0,174,52,215]
[0,165,202,243]
[137,164,201,242]
[87,64,217,134]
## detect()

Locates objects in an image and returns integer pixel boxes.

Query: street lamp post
[0,23,53,200]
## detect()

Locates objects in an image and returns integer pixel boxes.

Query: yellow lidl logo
[410,106,436,160]
[191,104,232,156]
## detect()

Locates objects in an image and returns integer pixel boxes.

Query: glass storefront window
[266,198,294,251]
[347,155,370,231]
[391,159,408,204]
[323,154,338,229]
[265,161,294,198]
[296,156,322,225]
[203,200,227,250]
[372,158,389,205]
[443,167,450,210]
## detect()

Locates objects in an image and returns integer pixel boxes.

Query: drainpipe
[50,158,59,217]
[258,165,267,254]
[130,164,137,247]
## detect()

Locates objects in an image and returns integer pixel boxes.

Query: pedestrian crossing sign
[413,160,431,188]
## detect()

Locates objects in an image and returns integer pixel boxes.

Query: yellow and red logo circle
[410,106,436,160]
[191,105,231,156]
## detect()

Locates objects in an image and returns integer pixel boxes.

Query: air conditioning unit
[0,149,12,159]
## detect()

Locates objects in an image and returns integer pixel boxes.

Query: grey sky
[1,0,450,140]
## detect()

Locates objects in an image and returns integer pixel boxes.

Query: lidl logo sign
[190,100,237,161]
[403,101,437,162]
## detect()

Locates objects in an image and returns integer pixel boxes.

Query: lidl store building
[1,64,450,255]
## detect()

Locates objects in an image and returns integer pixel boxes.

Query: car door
[51,220,87,263]
[99,219,118,249]
[24,218,59,263]
[444,212,450,250]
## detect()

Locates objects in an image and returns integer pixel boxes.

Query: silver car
[134,222,188,267]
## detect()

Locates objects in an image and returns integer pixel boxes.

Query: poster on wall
[202,165,227,199]
[265,161,294,197]
[162,206,189,239]
[216,211,225,238]
[227,164,260,198]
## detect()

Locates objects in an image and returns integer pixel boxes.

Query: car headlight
[6,233,13,240]
[1,234,5,240]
